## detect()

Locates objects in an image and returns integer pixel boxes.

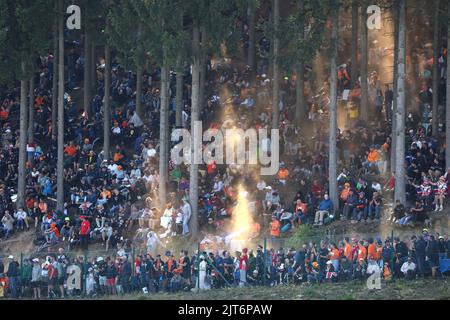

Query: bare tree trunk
[159,62,169,210]
[56,0,65,212]
[136,65,143,118]
[446,2,450,170]
[328,0,339,211]
[199,27,207,113]
[295,63,305,124]
[175,59,183,127]
[51,15,58,136]
[103,43,111,162]
[391,0,400,174]
[295,0,305,124]
[83,29,92,119]
[272,0,280,129]
[360,0,369,121]
[17,70,28,209]
[432,0,441,137]
[350,1,359,88]
[189,23,201,239]
[28,75,35,145]
[394,0,406,205]
[91,41,96,93]
[247,1,256,78]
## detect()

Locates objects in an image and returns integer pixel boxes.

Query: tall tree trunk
[391,0,400,173]
[175,59,184,127]
[272,0,280,129]
[295,0,305,124]
[17,70,28,209]
[91,41,96,93]
[83,29,91,119]
[360,0,369,121]
[103,43,111,162]
[328,0,339,211]
[432,0,441,137]
[28,75,35,145]
[199,27,207,113]
[446,2,450,170]
[350,1,359,88]
[56,0,65,212]
[189,23,201,239]
[247,1,256,78]
[51,18,58,137]
[159,60,169,211]
[136,65,143,118]
[394,0,407,205]
[295,63,305,123]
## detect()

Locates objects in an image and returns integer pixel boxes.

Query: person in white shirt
[181,198,192,236]
[160,203,174,230]
[14,207,28,230]
[371,181,382,195]
[212,176,224,193]
[146,230,164,254]
[198,255,210,290]
[366,259,381,275]
[400,256,416,280]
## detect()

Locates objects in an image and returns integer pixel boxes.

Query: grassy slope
[114,279,449,300]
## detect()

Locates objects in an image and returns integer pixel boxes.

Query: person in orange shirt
[364,147,380,173]
[376,241,383,267]
[357,240,367,261]
[277,166,289,185]
[367,238,377,261]
[270,216,281,238]
[343,237,353,260]
[329,243,341,272]
[64,142,78,157]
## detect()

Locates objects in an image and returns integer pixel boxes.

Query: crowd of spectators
[0,14,449,288]
[0,229,448,298]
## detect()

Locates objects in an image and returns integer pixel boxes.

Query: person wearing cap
[31,258,42,299]
[6,255,19,298]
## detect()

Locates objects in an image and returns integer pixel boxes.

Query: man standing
[6,255,20,298]
[181,198,192,236]
[412,235,427,278]
[239,248,249,287]
[79,216,90,251]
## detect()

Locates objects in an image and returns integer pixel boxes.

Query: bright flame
[230,185,254,242]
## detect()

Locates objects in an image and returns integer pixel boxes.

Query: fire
[230,185,254,242]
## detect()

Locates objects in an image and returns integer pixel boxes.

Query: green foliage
[285,225,321,249]
[0,0,54,83]
[264,0,328,75]
[109,0,189,69]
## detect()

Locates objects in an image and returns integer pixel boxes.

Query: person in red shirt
[239,248,249,287]
[47,257,58,298]
[351,238,360,262]
[79,216,91,251]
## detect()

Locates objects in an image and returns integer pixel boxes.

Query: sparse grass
[106,278,449,300]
